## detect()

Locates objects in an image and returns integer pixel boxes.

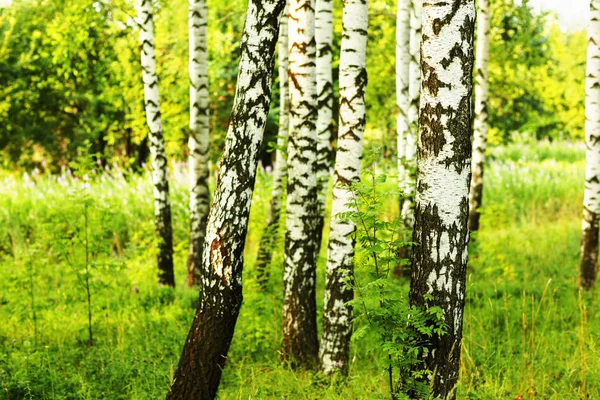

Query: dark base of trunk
[580,209,599,290]
[468,182,483,232]
[186,246,202,288]
[468,210,480,232]
[157,208,175,287]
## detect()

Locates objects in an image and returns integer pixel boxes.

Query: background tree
[319,0,368,375]
[255,4,290,287]
[408,0,475,398]
[138,0,175,287]
[396,0,411,219]
[282,0,319,366]
[580,0,600,290]
[469,0,491,232]
[187,0,210,287]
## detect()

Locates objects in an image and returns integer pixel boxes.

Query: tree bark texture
[166,1,286,398]
[397,0,411,212]
[468,0,490,232]
[409,1,475,398]
[138,0,175,287]
[187,0,211,287]
[314,0,334,259]
[319,0,369,376]
[580,0,600,290]
[255,5,290,288]
[282,0,320,367]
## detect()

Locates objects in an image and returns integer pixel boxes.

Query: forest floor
[0,141,597,399]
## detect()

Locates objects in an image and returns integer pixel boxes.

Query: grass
[0,142,597,399]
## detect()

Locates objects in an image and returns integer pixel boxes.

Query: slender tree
[397,0,411,211]
[580,0,600,290]
[319,0,369,375]
[165,0,286,397]
[255,4,290,287]
[408,1,475,398]
[314,0,334,257]
[187,0,210,287]
[468,0,491,232]
[399,0,421,229]
[138,0,175,287]
[282,0,319,366]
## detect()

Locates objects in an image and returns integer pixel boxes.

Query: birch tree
[315,0,334,257]
[319,0,368,375]
[138,0,175,287]
[580,0,600,290]
[468,0,490,232]
[282,0,319,366]
[397,0,411,215]
[187,0,210,287]
[255,5,289,287]
[408,1,475,398]
[165,0,286,397]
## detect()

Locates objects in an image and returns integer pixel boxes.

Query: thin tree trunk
[187,0,211,287]
[399,0,421,230]
[580,0,600,290]
[282,0,319,367]
[397,0,411,211]
[319,0,369,375]
[408,1,475,398]
[468,0,490,232]
[314,0,334,259]
[255,4,290,288]
[166,1,286,398]
[138,0,175,287]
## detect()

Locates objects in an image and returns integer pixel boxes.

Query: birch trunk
[255,5,289,288]
[468,0,490,232]
[408,1,475,398]
[282,0,319,366]
[400,0,421,229]
[314,0,334,258]
[319,0,368,375]
[166,0,286,397]
[187,0,210,287]
[580,0,600,290]
[397,0,411,210]
[138,0,175,287]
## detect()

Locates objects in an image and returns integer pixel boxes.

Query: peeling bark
[468,0,490,232]
[580,0,600,291]
[408,1,475,398]
[138,0,175,287]
[166,0,286,398]
[282,0,320,367]
[187,0,211,287]
[319,0,368,376]
[255,5,290,288]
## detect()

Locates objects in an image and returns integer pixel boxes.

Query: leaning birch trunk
[255,5,289,288]
[187,0,210,287]
[138,0,175,287]
[400,0,421,230]
[166,0,286,398]
[468,0,490,232]
[580,0,600,290]
[282,0,319,366]
[396,0,411,212]
[319,0,369,375]
[408,1,475,398]
[314,0,334,259]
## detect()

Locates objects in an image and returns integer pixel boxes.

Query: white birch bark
[319,0,368,375]
[397,0,411,210]
[408,0,475,398]
[468,0,490,232]
[314,0,334,256]
[138,0,175,287]
[580,0,600,290]
[255,4,289,286]
[167,0,287,398]
[187,0,210,287]
[282,0,319,365]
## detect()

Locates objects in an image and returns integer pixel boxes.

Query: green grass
[0,143,597,399]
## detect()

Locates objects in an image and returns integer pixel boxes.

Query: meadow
[0,141,597,399]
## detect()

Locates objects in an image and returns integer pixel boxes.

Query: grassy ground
[0,141,597,399]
